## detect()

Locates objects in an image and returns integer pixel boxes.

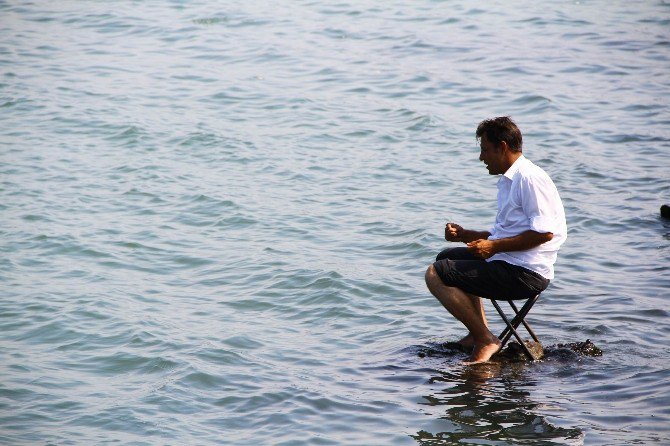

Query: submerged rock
[416,339,602,361]
[416,340,545,361]
[555,339,603,357]
[416,341,468,358]
[496,339,603,361]
[496,340,544,361]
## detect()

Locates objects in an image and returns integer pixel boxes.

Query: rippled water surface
[2,1,669,445]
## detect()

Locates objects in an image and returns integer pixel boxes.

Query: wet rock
[417,340,544,362]
[498,339,602,360]
[440,341,470,353]
[555,339,603,357]
[417,342,468,358]
[416,339,602,361]
[496,340,544,361]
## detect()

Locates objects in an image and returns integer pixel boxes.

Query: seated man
[425,117,567,363]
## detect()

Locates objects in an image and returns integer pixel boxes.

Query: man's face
[479,136,505,175]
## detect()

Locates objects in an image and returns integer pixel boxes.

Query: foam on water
[1,1,669,445]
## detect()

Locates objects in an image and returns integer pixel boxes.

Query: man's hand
[445,224,492,244]
[466,239,497,259]
[445,223,465,242]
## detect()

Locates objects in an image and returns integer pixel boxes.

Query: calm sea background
[1,1,669,445]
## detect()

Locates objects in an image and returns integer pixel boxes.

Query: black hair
[476,116,523,152]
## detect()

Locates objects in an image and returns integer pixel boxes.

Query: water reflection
[412,363,584,445]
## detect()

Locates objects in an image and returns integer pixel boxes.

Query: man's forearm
[466,230,554,259]
[461,230,492,243]
[489,230,553,253]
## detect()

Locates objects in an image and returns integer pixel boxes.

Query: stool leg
[491,300,536,360]
[508,300,540,343]
[499,295,540,344]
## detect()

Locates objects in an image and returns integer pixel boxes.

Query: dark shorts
[433,247,550,300]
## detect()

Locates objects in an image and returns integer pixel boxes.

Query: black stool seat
[488,293,542,360]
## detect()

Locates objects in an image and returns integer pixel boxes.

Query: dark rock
[661,204,670,219]
[416,339,602,361]
[416,341,468,358]
[496,340,544,361]
[556,339,603,356]
[440,341,470,353]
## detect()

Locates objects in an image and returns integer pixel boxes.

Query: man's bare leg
[457,294,489,348]
[425,265,501,363]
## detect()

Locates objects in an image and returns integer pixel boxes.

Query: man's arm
[466,230,553,259]
[445,223,492,244]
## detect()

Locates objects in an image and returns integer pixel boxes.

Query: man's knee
[426,264,462,293]
[425,264,441,287]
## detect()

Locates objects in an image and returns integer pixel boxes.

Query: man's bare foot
[465,337,502,364]
[457,333,475,348]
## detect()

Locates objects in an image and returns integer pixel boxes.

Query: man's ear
[499,140,510,153]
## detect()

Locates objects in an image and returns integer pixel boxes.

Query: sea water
[1,1,669,444]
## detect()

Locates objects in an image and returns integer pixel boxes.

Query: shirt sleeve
[519,173,558,234]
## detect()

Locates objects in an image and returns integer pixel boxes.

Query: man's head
[476,116,523,152]
[476,117,523,175]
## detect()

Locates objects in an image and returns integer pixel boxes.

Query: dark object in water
[556,339,603,356]
[498,339,603,360]
[416,342,468,358]
[661,204,670,219]
[441,341,469,353]
[417,340,545,361]
[416,339,602,361]
[497,340,544,361]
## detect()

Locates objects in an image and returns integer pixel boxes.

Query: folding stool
[488,293,542,360]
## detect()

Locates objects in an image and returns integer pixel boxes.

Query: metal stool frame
[488,294,541,360]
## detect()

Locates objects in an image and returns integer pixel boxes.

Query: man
[424,117,567,363]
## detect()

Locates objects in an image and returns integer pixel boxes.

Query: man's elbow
[541,232,554,243]
[529,230,553,243]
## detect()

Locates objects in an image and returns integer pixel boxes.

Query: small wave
[1,98,29,108]
[221,335,265,350]
[178,371,229,389]
[192,17,228,26]
[103,125,150,147]
[37,236,114,260]
[510,94,552,105]
[78,351,181,376]
[594,133,669,144]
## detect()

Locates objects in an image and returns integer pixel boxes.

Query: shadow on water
[407,341,598,445]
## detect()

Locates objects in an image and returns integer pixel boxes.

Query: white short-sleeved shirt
[487,155,567,280]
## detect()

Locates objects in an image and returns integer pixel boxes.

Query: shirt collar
[502,155,527,180]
